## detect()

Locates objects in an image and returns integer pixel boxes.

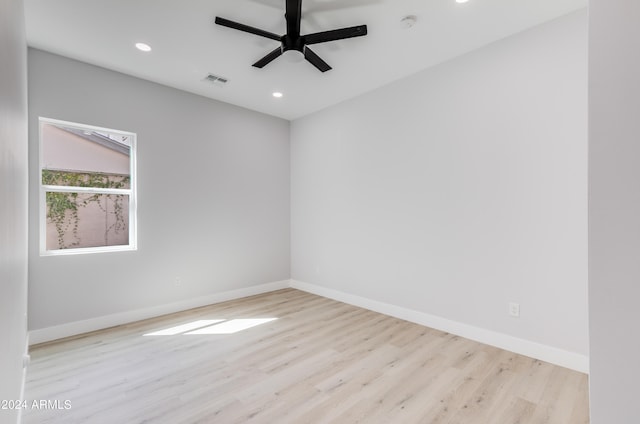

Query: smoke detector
[400,15,417,29]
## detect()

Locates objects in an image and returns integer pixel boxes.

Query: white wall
[291,11,588,364]
[28,49,290,335]
[588,0,640,421]
[0,0,29,422]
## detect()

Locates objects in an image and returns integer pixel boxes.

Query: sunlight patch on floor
[186,318,278,335]
[143,319,224,336]
[143,318,277,336]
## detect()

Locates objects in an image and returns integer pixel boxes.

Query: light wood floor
[24,289,589,423]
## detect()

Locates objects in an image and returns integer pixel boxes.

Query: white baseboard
[28,278,589,374]
[29,280,290,345]
[290,280,589,374]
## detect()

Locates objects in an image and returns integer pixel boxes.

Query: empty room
[1,0,639,423]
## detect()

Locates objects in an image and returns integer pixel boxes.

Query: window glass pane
[42,169,131,189]
[45,192,130,250]
[40,118,136,254]
[41,122,131,186]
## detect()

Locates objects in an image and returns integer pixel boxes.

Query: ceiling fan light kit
[215,0,368,72]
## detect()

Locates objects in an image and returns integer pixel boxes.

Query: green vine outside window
[43,169,130,249]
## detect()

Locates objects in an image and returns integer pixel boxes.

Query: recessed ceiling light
[135,42,152,52]
[272,92,283,98]
[456,0,470,3]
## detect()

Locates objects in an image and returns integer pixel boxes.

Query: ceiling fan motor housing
[283,34,305,52]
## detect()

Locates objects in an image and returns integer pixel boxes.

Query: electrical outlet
[509,302,520,317]
[175,277,182,286]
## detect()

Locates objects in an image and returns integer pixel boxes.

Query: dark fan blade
[304,25,368,45]
[285,0,302,36]
[253,46,284,68]
[215,17,281,41]
[304,46,331,72]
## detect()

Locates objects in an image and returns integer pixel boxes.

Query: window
[40,118,137,255]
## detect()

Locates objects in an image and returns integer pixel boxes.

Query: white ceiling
[24,0,586,120]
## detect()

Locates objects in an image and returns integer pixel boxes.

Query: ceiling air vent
[203,73,229,86]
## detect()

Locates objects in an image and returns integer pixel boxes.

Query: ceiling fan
[215,0,368,72]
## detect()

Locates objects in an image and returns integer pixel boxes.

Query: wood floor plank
[23,289,589,423]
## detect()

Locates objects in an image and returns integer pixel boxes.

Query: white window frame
[39,117,137,256]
